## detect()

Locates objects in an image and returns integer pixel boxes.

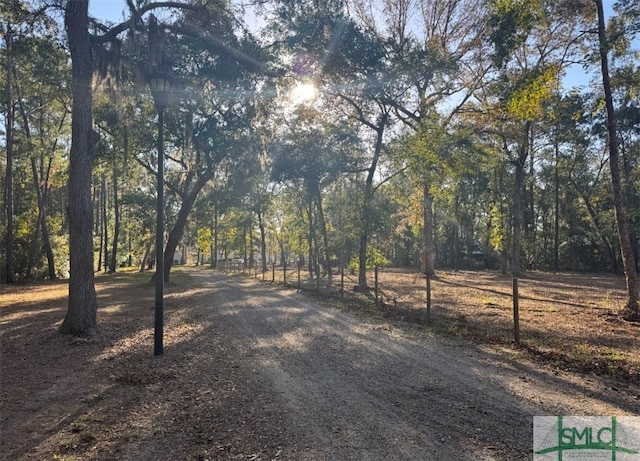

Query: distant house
[173,245,198,265]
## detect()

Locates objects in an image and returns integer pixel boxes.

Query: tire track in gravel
[195,271,640,461]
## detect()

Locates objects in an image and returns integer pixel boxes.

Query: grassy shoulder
[257,267,640,387]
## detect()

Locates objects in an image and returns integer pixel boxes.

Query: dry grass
[245,265,640,384]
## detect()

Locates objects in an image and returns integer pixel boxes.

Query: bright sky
[88,0,261,25]
[88,0,128,24]
[87,0,636,93]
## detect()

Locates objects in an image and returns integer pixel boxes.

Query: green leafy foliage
[348,246,390,271]
[488,0,542,68]
[1,0,638,303]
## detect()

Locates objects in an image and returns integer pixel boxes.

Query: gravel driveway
[194,271,640,461]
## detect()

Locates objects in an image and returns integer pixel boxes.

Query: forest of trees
[1,0,639,335]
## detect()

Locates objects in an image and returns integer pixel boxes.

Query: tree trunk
[93,184,100,236]
[163,174,212,281]
[307,200,315,278]
[553,138,560,272]
[17,83,57,280]
[357,219,369,287]
[101,174,108,272]
[452,224,458,271]
[526,135,536,267]
[42,204,56,280]
[140,239,152,272]
[571,182,619,273]
[109,175,119,273]
[258,210,267,273]
[109,129,124,273]
[276,234,286,265]
[422,184,436,277]
[60,0,99,336]
[97,185,103,272]
[38,108,56,280]
[243,224,248,265]
[512,161,524,276]
[623,151,640,274]
[317,190,331,282]
[619,138,639,274]
[4,24,14,283]
[311,204,321,278]
[212,205,218,268]
[511,121,531,277]
[595,0,639,317]
[358,118,386,288]
[27,154,55,279]
[26,213,42,280]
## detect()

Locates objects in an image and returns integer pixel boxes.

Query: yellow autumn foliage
[507,66,559,121]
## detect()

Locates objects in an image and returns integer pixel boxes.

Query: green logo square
[534,416,640,460]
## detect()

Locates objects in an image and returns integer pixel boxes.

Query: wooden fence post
[513,277,520,344]
[272,261,275,283]
[297,262,301,290]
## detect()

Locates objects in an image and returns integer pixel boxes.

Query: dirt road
[195,271,640,460]
[4,269,638,460]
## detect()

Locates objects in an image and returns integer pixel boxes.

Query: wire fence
[219,261,638,382]
[223,261,628,318]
